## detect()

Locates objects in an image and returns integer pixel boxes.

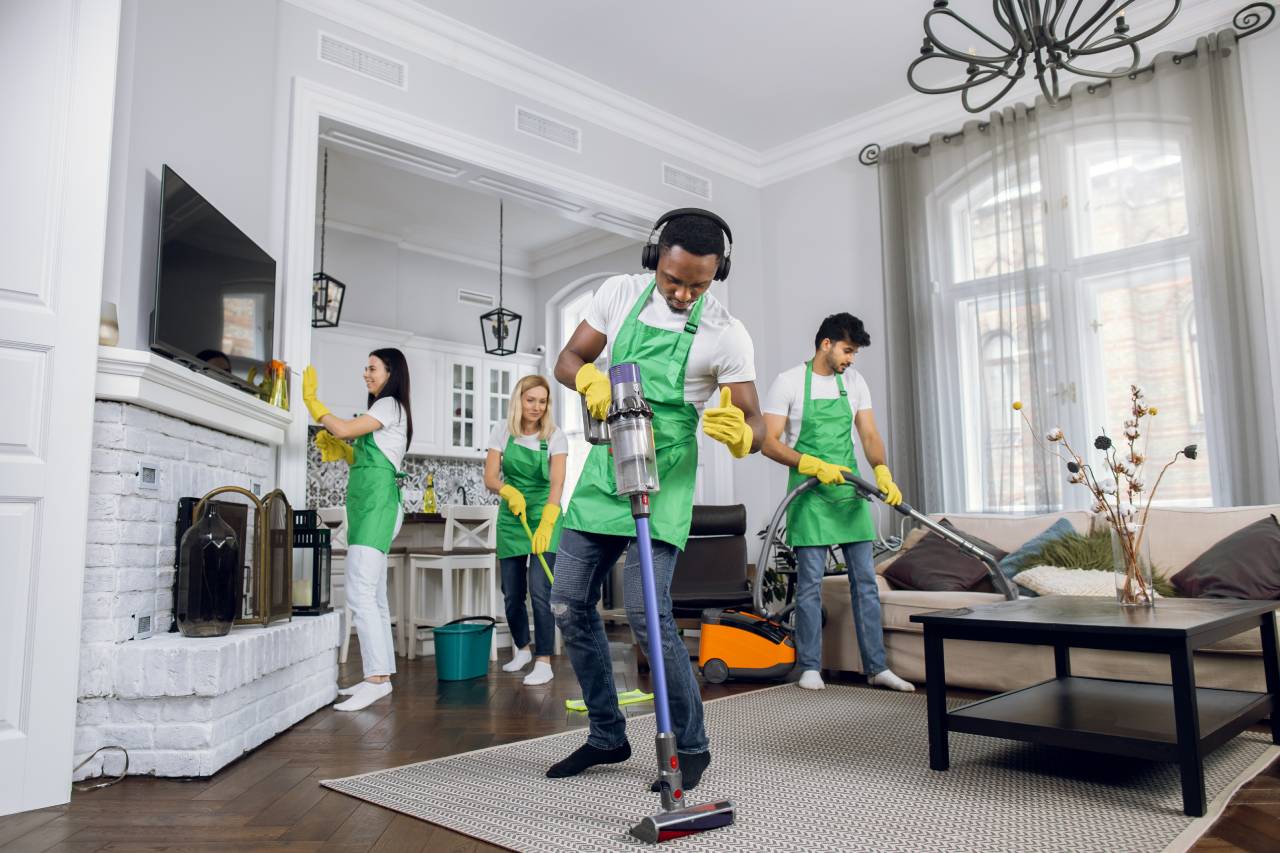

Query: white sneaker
[869,669,915,692]
[522,660,554,686]
[798,670,825,690]
[333,680,392,711]
[502,647,532,672]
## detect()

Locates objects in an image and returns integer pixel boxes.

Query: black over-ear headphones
[640,207,734,282]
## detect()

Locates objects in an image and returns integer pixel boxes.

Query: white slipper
[502,647,532,672]
[522,661,554,686]
[333,681,391,711]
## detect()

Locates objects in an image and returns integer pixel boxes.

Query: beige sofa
[820,505,1280,694]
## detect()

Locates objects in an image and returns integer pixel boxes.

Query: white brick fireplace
[75,350,339,780]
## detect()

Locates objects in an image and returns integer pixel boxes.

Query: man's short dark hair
[814,313,871,349]
[658,214,725,259]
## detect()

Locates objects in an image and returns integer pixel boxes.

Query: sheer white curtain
[880,31,1278,513]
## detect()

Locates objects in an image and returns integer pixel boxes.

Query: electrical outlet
[251,481,261,496]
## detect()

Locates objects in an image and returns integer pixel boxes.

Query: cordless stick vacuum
[588,363,735,844]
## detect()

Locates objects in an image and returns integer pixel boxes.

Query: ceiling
[317,122,638,276]
[414,0,925,151]
[408,1,1227,155]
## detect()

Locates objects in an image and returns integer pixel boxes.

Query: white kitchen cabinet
[444,354,483,456]
[310,329,377,420]
[404,345,442,456]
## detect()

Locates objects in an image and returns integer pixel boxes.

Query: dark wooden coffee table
[910,596,1280,816]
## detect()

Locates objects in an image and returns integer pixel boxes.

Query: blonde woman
[484,375,567,685]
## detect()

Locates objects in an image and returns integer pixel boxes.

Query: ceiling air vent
[515,107,581,152]
[319,32,407,89]
[458,289,494,308]
[662,163,712,200]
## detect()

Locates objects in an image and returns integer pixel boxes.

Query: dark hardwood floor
[2,629,1277,852]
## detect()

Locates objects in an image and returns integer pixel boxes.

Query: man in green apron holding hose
[762,313,915,693]
[547,210,765,791]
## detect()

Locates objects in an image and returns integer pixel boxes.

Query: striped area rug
[322,684,1276,852]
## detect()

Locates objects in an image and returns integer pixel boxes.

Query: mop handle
[634,516,673,736]
[518,513,554,584]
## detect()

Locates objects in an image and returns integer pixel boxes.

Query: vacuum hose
[753,472,1018,615]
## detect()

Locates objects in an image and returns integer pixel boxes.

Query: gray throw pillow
[1170,514,1280,599]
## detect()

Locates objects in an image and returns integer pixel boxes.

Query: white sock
[333,681,391,711]
[798,670,825,690]
[869,669,915,692]
[522,660,554,686]
[502,647,532,672]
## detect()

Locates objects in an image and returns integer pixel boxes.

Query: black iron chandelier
[312,148,346,328]
[480,199,521,356]
[908,0,1188,113]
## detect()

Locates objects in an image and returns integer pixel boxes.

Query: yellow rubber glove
[874,464,903,506]
[798,453,851,486]
[498,484,526,519]
[531,504,560,554]
[301,365,330,423]
[575,363,612,421]
[314,430,354,465]
[702,387,753,458]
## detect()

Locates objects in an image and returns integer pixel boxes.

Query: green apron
[785,361,875,547]
[563,280,704,550]
[496,434,563,559]
[346,432,404,553]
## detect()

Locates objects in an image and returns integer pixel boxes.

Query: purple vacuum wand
[603,363,735,842]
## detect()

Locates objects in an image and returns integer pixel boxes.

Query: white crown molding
[757,0,1249,184]
[285,0,764,186]
[321,217,536,277]
[95,347,292,445]
[529,230,635,279]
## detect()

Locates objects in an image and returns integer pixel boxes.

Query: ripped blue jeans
[549,527,708,754]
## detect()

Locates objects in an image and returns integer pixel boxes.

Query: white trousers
[345,509,403,679]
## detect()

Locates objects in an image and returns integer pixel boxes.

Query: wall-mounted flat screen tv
[151,165,275,393]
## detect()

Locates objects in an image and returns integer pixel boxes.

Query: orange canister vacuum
[698,608,796,684]
[698,471,1015,684]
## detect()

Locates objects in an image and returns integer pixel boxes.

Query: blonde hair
[508,374,556,441]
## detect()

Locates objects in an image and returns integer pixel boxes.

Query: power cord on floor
[72,745,128,791]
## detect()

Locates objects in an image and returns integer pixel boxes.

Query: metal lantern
[292,509,332,616]
[481,199,521,355]
[312,273,345,328]
[312,148,346,328]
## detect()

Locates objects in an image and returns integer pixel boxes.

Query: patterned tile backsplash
[305,427,495,511]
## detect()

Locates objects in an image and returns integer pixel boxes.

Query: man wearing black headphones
[549,209,765,791]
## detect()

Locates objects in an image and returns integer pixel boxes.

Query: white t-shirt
[487,423,569,456]
[583,273,755,411]
[366,397,408,471]
[763,363,873,447]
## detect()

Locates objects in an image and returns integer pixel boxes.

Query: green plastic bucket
[434,616,495,680]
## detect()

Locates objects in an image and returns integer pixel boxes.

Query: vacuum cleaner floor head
[629,799,736,843]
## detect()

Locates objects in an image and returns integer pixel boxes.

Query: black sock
[546,741,632,778]
[650,749,711,792]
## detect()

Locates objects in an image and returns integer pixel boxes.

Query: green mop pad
[565,689,653,712]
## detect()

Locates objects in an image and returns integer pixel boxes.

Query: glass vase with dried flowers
[1013,385,1198,607]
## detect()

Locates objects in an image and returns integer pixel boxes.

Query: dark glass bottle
[176,504,240,637]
